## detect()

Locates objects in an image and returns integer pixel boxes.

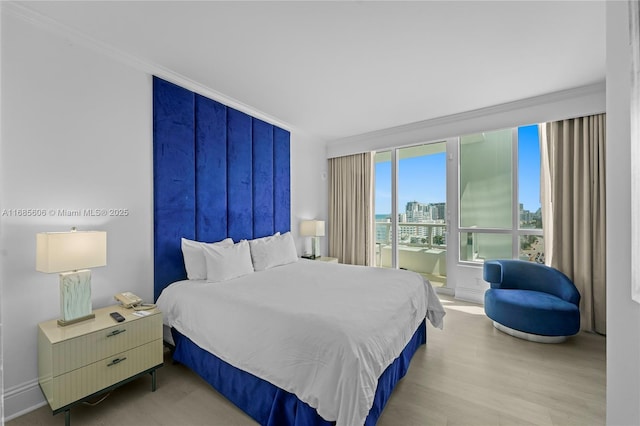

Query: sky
[375,152,445,216]
[517,125,542,213]
[375,125,541,216]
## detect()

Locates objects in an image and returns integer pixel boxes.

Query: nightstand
[38,305,163,426]
[306,256,338,263]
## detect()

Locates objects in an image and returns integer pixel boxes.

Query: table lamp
[300,220,325,259]
[36,228,107,326]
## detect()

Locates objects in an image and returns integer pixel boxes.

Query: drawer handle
[106,329,126,337]
[107,357,127,367]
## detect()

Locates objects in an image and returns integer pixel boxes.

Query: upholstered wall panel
[274,127,291,233]
[153,76,291,300]
[226,109,254,242]
[195,94,228,243]
[153,78,195,299]
[252,119,275,238]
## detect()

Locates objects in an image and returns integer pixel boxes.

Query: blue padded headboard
[153,76,291,300]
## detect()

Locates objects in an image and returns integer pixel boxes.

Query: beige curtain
[328,152,374,265]
[541,114,606,334]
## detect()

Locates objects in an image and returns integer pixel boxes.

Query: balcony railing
[375,221,447,287]
[376,221,447,249]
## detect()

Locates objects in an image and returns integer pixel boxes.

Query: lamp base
[57,313,96,327]
[59,270,94,327]
[311,236,321,259]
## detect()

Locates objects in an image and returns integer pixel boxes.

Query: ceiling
[21,1,606,142]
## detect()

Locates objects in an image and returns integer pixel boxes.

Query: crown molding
[2,1,293,132]
[327,81,606,155]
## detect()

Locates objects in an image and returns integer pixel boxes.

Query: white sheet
[156,260,445,426]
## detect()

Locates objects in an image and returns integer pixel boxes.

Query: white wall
[606,3,640,425]
[291,130,330,257]
[1,10,153,418]
[0,5,5,423]
[0,10,327,420]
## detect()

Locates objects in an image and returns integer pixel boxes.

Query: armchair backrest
[483,259,580,306]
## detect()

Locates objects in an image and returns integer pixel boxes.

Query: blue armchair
[483,260,580,343]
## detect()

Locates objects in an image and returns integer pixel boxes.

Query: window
[458,125,543,263]
[373,124,543,295]
[517,125,544,263]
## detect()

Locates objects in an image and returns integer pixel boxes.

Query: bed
[155,234,444,426]
[152,76,445,425]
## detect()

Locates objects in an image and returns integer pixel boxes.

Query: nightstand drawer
[47,313,162,376]
[42,339,163,411]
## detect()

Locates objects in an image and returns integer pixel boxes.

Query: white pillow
[251,232,280,244]
[203,240,254,283]
[181,237,234,280]
[249,231,299,271]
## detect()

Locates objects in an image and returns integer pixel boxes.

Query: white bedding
[156,260,445,426]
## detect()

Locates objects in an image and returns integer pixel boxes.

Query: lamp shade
[300,220,325,237]
[36,230,107,273]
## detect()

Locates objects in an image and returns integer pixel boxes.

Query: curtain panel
[328,153,374,266]
[541,113,606,334]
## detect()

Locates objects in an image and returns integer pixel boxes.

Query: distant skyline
[375,125,541,215]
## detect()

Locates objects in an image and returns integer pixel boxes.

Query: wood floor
[8,295,605,426]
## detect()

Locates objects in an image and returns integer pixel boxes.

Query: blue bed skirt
[171,319,426,426]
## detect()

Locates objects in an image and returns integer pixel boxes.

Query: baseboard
[3,379,47,422]
[454,286,485,304]
[434,286,455,297]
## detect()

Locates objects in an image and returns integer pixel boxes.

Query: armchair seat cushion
[485,288,580,337]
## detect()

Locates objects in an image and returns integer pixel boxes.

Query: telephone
[113,291,156,311]
[115,292,143,308]
[114,292,156,310]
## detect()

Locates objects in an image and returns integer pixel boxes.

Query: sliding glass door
[374,142,447,287]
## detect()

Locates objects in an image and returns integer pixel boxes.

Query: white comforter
[156,260,445,426]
